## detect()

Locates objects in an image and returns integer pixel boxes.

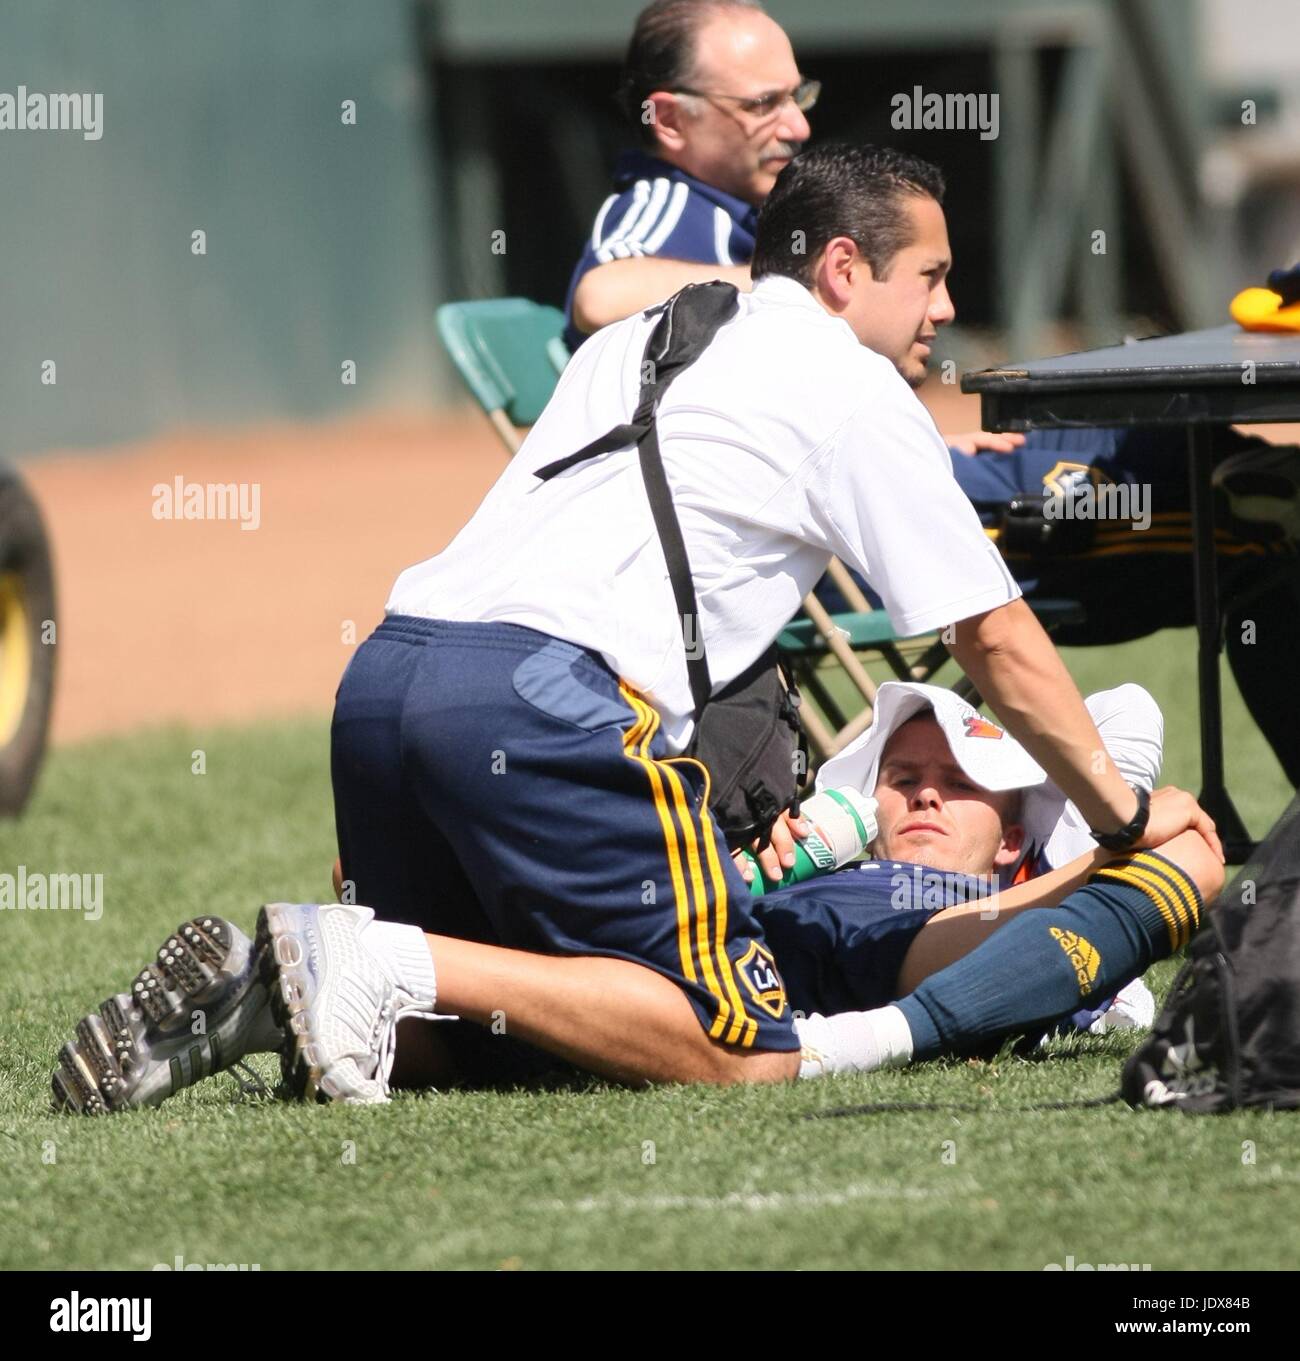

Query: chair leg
[951,674,981,705]
[910,638,952,681]
[825,558,872,613]
[801,663,852,734]
[799,697,838,763]
[800,593,879,704]
[489,408,523,455]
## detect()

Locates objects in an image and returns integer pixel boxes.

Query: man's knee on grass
[699,1040,800,1085]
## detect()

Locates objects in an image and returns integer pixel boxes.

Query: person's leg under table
[1188,425,1253,860]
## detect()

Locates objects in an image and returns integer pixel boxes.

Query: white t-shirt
[388,275,1020,751]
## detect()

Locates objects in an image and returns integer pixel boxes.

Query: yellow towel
[1230,285,1300,333]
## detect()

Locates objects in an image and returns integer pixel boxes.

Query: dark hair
[618,0,766,149]
[752,143,946,284]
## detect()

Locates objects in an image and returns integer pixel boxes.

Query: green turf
[2,629,1297,1271]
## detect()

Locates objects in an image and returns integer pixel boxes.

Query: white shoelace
[373,1003,451,1097]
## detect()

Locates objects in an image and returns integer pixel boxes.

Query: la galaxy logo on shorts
[734,941,787,1019]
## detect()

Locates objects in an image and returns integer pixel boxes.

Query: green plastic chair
[436,299,568,454]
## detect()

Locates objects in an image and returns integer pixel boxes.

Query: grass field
[3,629,1298,1271]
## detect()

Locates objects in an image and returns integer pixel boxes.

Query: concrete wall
[0,0,446,459]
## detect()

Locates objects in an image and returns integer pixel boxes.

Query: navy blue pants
[330,616,799,1083]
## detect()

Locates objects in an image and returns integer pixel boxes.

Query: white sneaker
[257,902,434,1105]
[52,917,281,1115]
[1089,976,1156,1034]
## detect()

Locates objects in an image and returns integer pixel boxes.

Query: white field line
[531,1180,977,1214]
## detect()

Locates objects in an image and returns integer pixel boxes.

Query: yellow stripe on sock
[1093,860,1183,950]
[1129,851,1203,939]
[1115,862,1191,949]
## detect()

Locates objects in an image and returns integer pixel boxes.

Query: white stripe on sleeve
[589,194,618,251]
[712,206,734,265]
[594,180,651,263]
[641,181,691,255]
[620,177,670,254]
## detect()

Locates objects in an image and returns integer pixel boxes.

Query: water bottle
[741,787,878,896]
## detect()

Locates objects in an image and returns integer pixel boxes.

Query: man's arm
[572,257,751,334]
[948,599,1222,858]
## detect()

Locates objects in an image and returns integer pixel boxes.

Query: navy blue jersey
[563,150,757,351]
[751,859,996,1017]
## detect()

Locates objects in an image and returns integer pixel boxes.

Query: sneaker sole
[52,917,256,1115]
[256,903,327,1105]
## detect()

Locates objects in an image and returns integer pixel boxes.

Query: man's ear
[645,91,688,153]
[993,822,1026,869]
[813,236,870,308]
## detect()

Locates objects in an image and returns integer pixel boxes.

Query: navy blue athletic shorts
[330,615,799,1082]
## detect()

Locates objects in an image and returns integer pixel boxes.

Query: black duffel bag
[1123,792,1300,1112]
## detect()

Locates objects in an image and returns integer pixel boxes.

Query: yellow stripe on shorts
[618,684,756,1046]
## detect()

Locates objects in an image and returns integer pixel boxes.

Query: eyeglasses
[672,77,821,122]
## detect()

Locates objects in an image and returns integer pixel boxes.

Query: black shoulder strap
[534,281,740,720]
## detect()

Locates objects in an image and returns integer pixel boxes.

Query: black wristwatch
[1091,784,1151,851]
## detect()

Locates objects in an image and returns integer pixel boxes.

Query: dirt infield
[23,411,508,745]
[21,387,1297,747]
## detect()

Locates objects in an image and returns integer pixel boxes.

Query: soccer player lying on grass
[51,689,1220,1109]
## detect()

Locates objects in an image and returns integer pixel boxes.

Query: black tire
[0,470,56,816]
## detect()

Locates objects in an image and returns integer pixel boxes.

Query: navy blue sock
[896,850,1203,1061]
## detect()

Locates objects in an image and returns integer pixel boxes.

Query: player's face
[842,195,956,386]
[667,10,811,206]
[870,716,1023,876]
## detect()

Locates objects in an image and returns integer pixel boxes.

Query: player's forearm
[571,257,752,334]
[947,599,1138,837]
[893,849,1108,994]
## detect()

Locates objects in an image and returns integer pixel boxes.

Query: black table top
[961,325,1300,430]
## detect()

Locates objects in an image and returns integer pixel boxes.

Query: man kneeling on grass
[51,686,1221,1110]
[52,141,1224,1110]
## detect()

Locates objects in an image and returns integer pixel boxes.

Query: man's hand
[946,430,1027,455]
[1134,786,1224,863]
[733,808,813,885]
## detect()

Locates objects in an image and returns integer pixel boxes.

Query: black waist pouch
[686,644,805,851]
[536,281,807,852]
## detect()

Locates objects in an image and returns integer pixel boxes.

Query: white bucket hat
[815,681,1048,804]
[816,680,1163,873]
